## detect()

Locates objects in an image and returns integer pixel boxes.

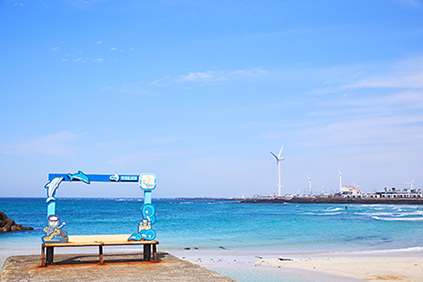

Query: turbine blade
[278,145,284,158]
[270,151,278,160]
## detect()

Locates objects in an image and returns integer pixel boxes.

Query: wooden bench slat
[41,234,159,266]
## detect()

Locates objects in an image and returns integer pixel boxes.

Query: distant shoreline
[176,196,423,205]
[241,197,423,205]
[1,196,422,205]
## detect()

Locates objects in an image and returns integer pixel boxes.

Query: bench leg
[99,245,104,264]
[152,244,157,262]
[143,244,151,261]
[41,244,46,267]
[46,247,54,265]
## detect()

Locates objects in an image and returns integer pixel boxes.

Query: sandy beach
[255,253,423,281]
[173,249,423,282]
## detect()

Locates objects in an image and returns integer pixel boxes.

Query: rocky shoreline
[0,211,33,232]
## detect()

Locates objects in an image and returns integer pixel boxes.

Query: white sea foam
[346,246,423,254]
[325,207,343,212]
[357,210,423,217]
[372,216,423,221]
[303,212,346,216]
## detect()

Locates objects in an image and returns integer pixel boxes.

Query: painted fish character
[67,170,90,184]
[45,177,64,203]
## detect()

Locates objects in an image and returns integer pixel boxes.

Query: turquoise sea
[1,198,423,281]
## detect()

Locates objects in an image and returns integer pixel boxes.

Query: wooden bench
[41,234,159,266]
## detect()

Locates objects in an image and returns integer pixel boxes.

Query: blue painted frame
[42,171,157,243]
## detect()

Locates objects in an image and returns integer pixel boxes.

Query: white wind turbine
[270,145,285,196]
[405,179,415,189]
[337,169,343,192]
[305,173,312,195]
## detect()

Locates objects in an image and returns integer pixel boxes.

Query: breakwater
[241,197,423,205]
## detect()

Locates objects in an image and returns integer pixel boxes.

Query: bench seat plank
[41,234,159,266]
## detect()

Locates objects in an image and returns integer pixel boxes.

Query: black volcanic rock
[0,211,33,232]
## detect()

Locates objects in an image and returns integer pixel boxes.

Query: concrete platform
[0,252,238,282]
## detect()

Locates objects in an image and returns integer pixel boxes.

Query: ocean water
[1,198,423,281]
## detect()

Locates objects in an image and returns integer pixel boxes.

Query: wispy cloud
[343,71,423,89]
[92,58,103,63]
[312,55,423,94]
[3,131,83,157]
[256,56,423,155]
[100,81,158,95]
[177,68,269,82]
[339,91,423,109]
[107,151,166,167]
[150,67,270,86]
[96,40,102,45]
[392,0,423,8]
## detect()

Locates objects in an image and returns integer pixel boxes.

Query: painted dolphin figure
[45,177,64,203]
[67,170,90,184]
[110,174,119,182]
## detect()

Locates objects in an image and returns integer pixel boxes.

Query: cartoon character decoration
[42,215,68,243]
[42,171,157,244]
[128,173,157,241]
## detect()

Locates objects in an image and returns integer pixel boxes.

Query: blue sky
[1,0,422,198]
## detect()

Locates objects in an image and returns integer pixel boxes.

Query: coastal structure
[374,187,423,198]
[338,185,422,199]
[43,171,157,243]
[339,185,362,198]
[41,171,158,265]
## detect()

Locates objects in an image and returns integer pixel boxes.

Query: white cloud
[3,131,82,158]
[111,47,117,51]
[96,40,102,45]
[100,82,157,95]
[107,151,165,167]
[340,91,423,109]
[177,67,269,83]
[92,58,103,63]
[150,67,270,86]
[299,114,423,148]
[312,56,423,94]
[52,47,59,51]
[178,70,226,82]
[393,0,423,8]
[343,71,423,89]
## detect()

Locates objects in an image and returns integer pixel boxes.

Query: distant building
[374,187,423,198]
[341,186,362,198]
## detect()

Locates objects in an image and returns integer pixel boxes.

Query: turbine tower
[305,173,312,195]
[270,145,285,196]
[337,170,343,192]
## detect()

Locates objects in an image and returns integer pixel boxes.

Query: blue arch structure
[42,171,157,243]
